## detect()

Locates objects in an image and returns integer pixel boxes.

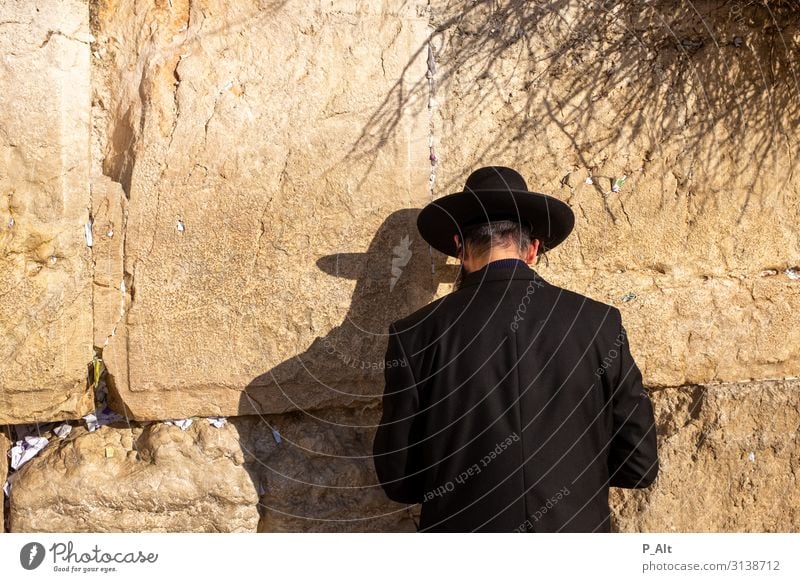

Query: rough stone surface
[611,379,800,532]
[93,0,433,420]
[8,381,799,532]
[9,409,415,533]
[0,0,95,423]
[250,407,417,532]
[430,0,799,277]
[546,270,800,387]
[106,209,450,421]
[92,0,800,421]
[9,419,258,532]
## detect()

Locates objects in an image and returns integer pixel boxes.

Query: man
[372,165,659,532]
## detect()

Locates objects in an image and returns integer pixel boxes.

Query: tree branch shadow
[340,0,800,226]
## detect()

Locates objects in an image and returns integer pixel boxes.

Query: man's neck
[463,253,527,274]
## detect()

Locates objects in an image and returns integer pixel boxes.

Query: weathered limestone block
[544,269,800,387]
[9,420,260,532]
[430,1,799,279]
[8,408,415,532]
[611,379,800,532]
[9,380,799,532]
[105,208,451,421]
[1,428,9,531]
[425,267,799,388]
[0,0,95,423]
[93,0,433,420]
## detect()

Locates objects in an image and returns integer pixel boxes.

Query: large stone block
[428,1,799,282]
[0,0,95,423]
[545,269,800,387]
[8,408,414,532]
[402,266,800,388]
[9,420,259,532]
[611,379,800,532]
[93,0,434,420]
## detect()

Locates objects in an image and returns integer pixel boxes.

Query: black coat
[372,261,659,532]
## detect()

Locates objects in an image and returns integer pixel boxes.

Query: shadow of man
[237,208,457,531]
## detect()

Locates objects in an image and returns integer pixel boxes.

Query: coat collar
[456,259,549,290]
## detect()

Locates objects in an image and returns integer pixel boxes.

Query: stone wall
[1,0,798,532]
[0,0,95,424]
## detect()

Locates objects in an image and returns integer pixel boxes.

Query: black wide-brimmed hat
[417,165,575,258]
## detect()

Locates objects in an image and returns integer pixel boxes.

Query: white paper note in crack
[164,418,193,430]
[207,416,227,428]
[9,435,49,470]
[53,424,72,439]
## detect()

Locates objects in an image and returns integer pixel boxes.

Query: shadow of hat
[316,208,460,282]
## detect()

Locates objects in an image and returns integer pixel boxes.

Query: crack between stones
[425,0,438,279]
[37,28,92,49]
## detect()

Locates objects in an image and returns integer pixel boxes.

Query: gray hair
[459,219,534,259]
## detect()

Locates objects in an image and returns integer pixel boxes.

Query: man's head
[453,219,541,273]
[417,166,574,261]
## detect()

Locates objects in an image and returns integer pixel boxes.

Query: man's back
[372,260,659,532]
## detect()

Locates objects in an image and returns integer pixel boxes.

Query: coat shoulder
[389,279,622,335]
[548,282,620,312]
[545,282,623,329]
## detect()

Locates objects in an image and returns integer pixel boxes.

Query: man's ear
[525,239,540,263]
[453,233,463,260]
